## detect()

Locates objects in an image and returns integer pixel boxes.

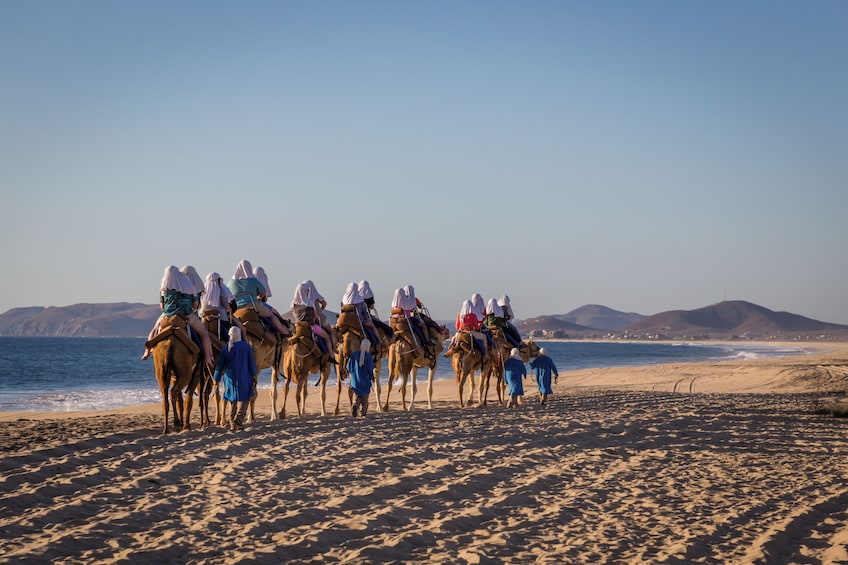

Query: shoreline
[2,344,848,562]
[1,341,845,424]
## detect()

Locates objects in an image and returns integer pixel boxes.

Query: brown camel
[335,309,391,415]
[280,322,333,418]
[448,331,495,408]
[198,310,227,427]
[232,307,288,423]
[146,315,202,434]
[480,333,541,406]
[384,323,449,411]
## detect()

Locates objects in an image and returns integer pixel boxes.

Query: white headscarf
[233,260,254,280]
[358,280,374,300]
[254,266,271,298]
[359,339,371,366]
[539,347,547,356]
[470,293,486,322]
[458,299,472,319]
[291,281,311,308]
[160,266,194,294]
[487,298,504,318]
[304,280,324,302]
[498,294,513,318]
[510,348,521,359]
[180,266,204,295]
[400,285,417,310]
[342,282,363,305]
[229,326,242,343]
[391,288,404,309]
[202,272,221,310]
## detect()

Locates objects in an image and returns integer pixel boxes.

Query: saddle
[336,306,363,337]
[234,307,278,345]
[145,314,200,356]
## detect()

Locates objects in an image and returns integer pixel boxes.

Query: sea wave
[0,388,162,413]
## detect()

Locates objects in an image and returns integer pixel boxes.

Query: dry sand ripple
[1,382,848,564]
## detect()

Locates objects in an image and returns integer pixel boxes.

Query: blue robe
[213,340,257,402]
[503,357,526,396]
[530,355,559,395]
[346,351,375,396]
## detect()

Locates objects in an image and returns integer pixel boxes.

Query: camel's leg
[319,373,328,417]
[400,374,409,411]
[269,368,279,421]
[373,365,384,413]
[212,382,222,426]
[280,377,291,419]
[297,380,307,418]
[159,384,170,435]
[427,367,435,409]
[182,391,194,432]
[409,368,419,411]
[171,387,183,430]
[466,371,476,407]
[457,373,466,408]
[383,375,394,412]
[333,374,343,416]
[246,378,258,424]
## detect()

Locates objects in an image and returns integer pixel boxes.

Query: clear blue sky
[2,1,846,323]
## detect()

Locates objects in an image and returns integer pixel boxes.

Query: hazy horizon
[2,2,846,323]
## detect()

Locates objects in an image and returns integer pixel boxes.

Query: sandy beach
[2,345,848,563]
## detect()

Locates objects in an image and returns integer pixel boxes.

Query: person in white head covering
[503,347,527,408]
[347,338,374,417]
[529,347,558,405]
[200,272,245,339]
[358,280,394,338]
[445,298,488,360]
[497,294,523,346]
[252,266,290,337]
[290,281,335,358]
[226,260,286,336]
[213,325,257,431]
[141,265,214,366]
[485,297,521,348]
[340,282,379,347]
[390,285,430,351]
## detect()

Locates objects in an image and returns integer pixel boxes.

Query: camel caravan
[143,262,540,434]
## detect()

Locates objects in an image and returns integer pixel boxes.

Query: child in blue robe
[346,339,374,417]
[503,348,527,408]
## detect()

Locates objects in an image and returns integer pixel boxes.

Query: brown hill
[625,300,848,337]
[515,315,598,336]
[557,304,645,331]
[0,303,160,337]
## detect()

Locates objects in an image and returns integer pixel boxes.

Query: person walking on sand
[503,347,527,408]
[529,347,559,405]
[346,339,374,417]
[213,326,257,431]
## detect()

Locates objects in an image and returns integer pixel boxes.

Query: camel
[479,332,541,406]
[280,322,333,418]
[383,323,449,411]
[448,331,496,408]
[335,308,391,415]
[232,308,288,423]
[198,310,228,427]
[146,315,203,434]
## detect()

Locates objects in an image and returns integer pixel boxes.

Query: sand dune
[1,347,848,563]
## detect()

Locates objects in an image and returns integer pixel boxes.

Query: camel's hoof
[278,412,286,420]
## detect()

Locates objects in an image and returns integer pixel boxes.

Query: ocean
[0,337,811,413]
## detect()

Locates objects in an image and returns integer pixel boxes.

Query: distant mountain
[0,303,161,337]
[556,304,645,331]
[625,300,848,336]
[514,315,598,336]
